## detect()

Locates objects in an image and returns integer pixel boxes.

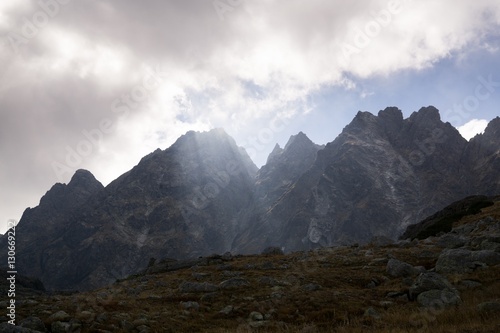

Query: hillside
[2,197,500,332]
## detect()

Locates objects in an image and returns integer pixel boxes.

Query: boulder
[477,300,500,313]
[19,317,46,332]
[436,234,467,249]
[180,301,199,311]
[436,249,500,273]
[48,311,71,323]
[470,250,500,266]
[219,305,234,315]
[261,247,284,256]
[416,289,461,308]
[409,272,456,300]
[363,307,381,320]
[386,259,419,278]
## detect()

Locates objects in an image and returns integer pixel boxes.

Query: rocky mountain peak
[282,132,318,157]
[483,116,500,138]
[266,143,284,164]
[172,128,232,150]
[378,106,404,123]
[408,105,441,125]
[68,169,102,190]
[39,169,103,208]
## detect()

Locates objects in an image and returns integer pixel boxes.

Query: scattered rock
[180,301,200,311]
[481,240,500,252]
[259,276,279,286]
[302,283,321,291]
[249,312,263,321]
[366,277,381,288]
[409,272,457,300]
[363,307,381,320]
[119,320,134,331]
[477,300,500,314]
[179,281,218,293]
[132,318,148,327]
[262,246,284,256]
[192,272,210,280]
[457,280,482,290]
[200,292,218,302]
[437,234,468,249]
[471,250,500,265]
[221,252,233,261]
[416,289,461,308]
[0,323,40,332]
[48,311,71,323]
[260,261,276,270]
[136,325,151,333]
[379,301,393,308]
[436,249,500,273]
[75,311,94,323]
[219,278,250,289]
[386,258,418,278]
[51,320,82,333]
[216,264,233,271]
[370,235,394,247]
[219,305,234,315]
[19,317,46,332]
[222,271,242,277]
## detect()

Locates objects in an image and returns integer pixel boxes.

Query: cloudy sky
[1,0,500,233]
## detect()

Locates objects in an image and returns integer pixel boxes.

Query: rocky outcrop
[0,169,103,285]
[1,129,258,291]
[400,195,494,240]
[236,106,499,253]
[254,132,323,209]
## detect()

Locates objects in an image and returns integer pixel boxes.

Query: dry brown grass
[12,202,500,332]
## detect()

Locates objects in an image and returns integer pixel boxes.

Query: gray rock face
[236,106,500,253]
[254,132,323,209]
[2,129,258,291]
[0,170,103,287]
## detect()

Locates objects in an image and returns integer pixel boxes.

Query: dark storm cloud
[1,0,500,232]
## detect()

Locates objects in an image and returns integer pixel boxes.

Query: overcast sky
[1,0,500,233]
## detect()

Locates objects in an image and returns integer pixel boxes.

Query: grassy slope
[11,201,500,332]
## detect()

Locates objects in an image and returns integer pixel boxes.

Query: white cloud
[1,0,500,232]
[457,119,489,140]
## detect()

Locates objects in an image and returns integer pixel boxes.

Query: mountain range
[1,106,499,291]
